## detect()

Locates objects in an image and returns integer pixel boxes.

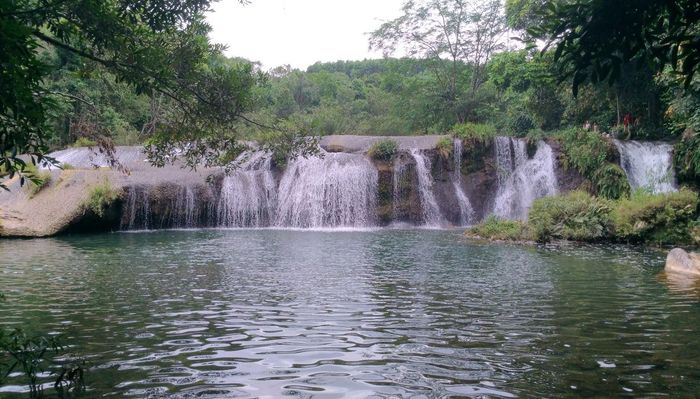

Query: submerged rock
[665,248,700,277]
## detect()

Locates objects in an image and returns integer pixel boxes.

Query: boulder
[665,248,700,277]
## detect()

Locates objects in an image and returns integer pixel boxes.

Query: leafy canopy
[0,0,258,189]
[529,0,700,94]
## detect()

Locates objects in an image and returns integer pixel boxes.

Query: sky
[207,0,405,71]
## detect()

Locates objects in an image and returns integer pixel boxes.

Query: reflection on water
[1,230,699,398]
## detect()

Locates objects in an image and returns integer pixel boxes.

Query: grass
[435,136,453,159]
[452,122,497,143]
[86,181,121,217]
[465,215,530,241]
[367,139,399,161]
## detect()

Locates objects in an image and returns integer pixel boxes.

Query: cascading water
[121,186,151,230]
[172,186,196,228]
[613,140,676,193]
[492,137,558,220]
[410,149,443,226]
[217,151,277,227]
[275,151,378,228]
[452,138,474,226]
[392,158,407,221]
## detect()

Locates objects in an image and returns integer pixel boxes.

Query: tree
[530,0,700,94]
[369,0,507,124]
[504,0,547,31]
[0,0,260,189]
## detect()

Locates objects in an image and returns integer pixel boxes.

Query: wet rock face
[373,153,423,226]
[119,183,218,230]
[547,139,587,192]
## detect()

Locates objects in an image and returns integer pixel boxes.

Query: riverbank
[466,189,700,246]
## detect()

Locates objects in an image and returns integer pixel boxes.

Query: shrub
[689,220,700,245]
[61,163,75,170]
[367,139,398,161]
[465,215,530,241]
[435,136,453,159]
[86,182,121,217]
[592,164,631,200]
[556,127,614,177]
[452,122,497,143]
[555,127,631,199]
[673,129,700,187]
[508,113,536,136]
[525,129,547,158]
[528,191,612,242]
[611,188,699,244]
[71,137,97,147]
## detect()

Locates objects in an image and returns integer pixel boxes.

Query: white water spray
[410,149,443,226]
[452,138,474,225]
[217,152,277,227]
[275,151,378,228]
[492,137,558,220]
[613,140,676,193]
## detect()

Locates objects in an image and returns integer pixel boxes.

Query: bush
[465,215,530,241]
[508,113,536,136]
[86,181,121,217]
[611,188,699,244]
[367,139,398,161]
[71,137,97,147]
[452,122,497,143]
[556,127,614,177]
[673,129,700,187]
[528,191,612,242]
[555,127,630,199]
[435,136,453,159]
[592,164,631,200]
[525,128,547,158]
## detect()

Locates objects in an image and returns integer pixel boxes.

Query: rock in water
[665,248,700,276]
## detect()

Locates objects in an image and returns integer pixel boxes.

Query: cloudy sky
[207,0,405,70]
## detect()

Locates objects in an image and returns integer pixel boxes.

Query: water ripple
[1,230,699,398]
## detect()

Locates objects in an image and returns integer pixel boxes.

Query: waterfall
[492,137,558,220]
[392,158,407,221]
[172,186,196,228]
[410,149,443,226]
[217,151,277,227]
[121,186,151,230]
[613,140,676,193]
[452,138,474,226]
[275,151,378,228]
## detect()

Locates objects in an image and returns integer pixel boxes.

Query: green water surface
[1,229,699,398]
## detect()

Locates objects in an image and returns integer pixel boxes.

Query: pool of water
[1,229,700,398]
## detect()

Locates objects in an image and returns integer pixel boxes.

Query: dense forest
[37,40,695,144]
